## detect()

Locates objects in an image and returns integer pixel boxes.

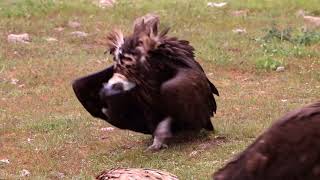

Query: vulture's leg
[147,117,172,151]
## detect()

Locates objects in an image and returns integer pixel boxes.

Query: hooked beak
[100,73,136,97]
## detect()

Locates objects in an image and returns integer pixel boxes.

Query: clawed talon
[145,117,172,152]
[146,143,168,152]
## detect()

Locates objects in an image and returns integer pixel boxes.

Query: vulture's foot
[146,137,168,151]
[146,117,172,152]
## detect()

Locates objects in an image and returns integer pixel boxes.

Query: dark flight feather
[72,66,113,119]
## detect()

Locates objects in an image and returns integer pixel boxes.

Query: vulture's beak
[100,73,136,97]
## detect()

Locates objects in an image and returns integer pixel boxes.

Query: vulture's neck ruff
[105,22,199,99]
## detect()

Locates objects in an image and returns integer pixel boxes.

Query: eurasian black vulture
[213,101,320,180]
[72,16,219,150]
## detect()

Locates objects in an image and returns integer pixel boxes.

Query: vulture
[96,168,178,180]
[213,101,320,180]
[72,16,219,150]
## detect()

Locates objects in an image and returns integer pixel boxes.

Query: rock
[54,27,64,32]
[45,37,58,42]
[98,0,116,8]
[100,127,114,132]
[231,10,248,17]
[276,66,285,72]
[68,21,81,28]
[232,28,247,34]
[56,172,65,179]
[10,78,19,85]
[303,15,320,28]
[189,151,198,157]
[296,9,306,17]
[50,171,65,179]
[70,31,88,37]
[20,169,30,177]
[18,84,25,88]
[207,2,227,8]
[0,159,10,164]
[7,33,30,44]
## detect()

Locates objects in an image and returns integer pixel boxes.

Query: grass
[1,0,320,179]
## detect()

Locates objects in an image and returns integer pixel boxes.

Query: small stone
[50,171,65,179]
[27,138,33,143]
[68,21,81,28]
[0,159,10,164]
[231,10,248,17]
[207,2,227,8]
[98,0,116,8]
[281,99,288,102]
[276,66,285,72]
[56,172,65,179]
[45,37,58,42]
[7,33,30,44]
[101,127,114,132]
[303,16,320,28]
[10,78,19,85]
[20,169,30,177]
[54,27,64,32]
[189,151,198,157]
[296,9,306,17]
[232,28,247,34]
[70,31,88,37]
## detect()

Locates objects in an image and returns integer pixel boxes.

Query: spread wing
[160,68,216,131]
[72,65,114,119]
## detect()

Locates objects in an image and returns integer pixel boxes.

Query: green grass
[1,0,320,179]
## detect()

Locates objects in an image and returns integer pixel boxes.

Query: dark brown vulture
[72,16,219,150]
[213,101,320,180]
[96,168,178,180]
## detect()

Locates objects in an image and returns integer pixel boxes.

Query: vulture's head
[101,16,169,96]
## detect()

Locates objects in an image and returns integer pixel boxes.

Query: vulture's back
[213,101,320,180]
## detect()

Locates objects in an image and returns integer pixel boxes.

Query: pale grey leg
[147,117,172,151]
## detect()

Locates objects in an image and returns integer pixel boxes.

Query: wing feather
[72,65,114,119]
[160,68,215,131]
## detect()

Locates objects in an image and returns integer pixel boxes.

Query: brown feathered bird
[72,16,219,150]
[213,101,320,180]
[96,168,178,180]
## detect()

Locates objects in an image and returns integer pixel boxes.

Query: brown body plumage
[213,101,320,180]
[72,16,219,150]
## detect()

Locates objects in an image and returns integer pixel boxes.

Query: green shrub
[261,25,320,46]
[256,57,282,70]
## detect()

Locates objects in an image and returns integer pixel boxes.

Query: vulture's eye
[122,57,133,62]
[137,40,143,46]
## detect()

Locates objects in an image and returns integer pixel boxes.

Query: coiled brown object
[96,168,179,180]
